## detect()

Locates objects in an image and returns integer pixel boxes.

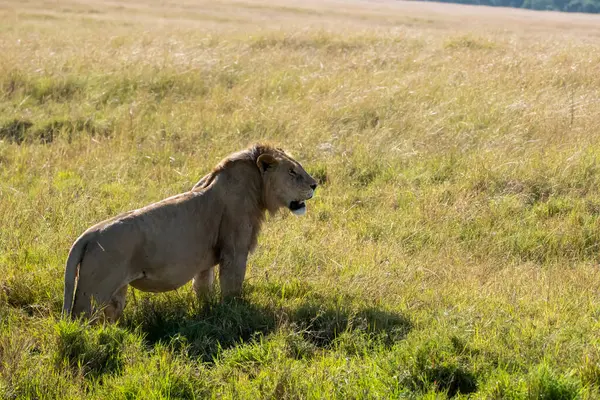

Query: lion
[62,144,317,321]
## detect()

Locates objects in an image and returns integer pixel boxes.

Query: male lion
[62,144,317,321]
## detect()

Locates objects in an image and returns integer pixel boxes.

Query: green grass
[1,0,600,398]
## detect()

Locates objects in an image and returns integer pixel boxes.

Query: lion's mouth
[289,200,307,216]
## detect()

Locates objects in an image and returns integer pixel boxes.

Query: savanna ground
[1,0,600,398]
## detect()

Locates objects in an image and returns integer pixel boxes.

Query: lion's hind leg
[71,250,131,321]
[104,285,128,322]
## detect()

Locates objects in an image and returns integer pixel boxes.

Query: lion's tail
[62,233,91,318]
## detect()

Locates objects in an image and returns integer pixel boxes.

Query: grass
[1,0,600,398]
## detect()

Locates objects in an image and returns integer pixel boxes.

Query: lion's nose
[310,183,317,190]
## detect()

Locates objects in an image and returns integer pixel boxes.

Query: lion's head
[256,149,317,216]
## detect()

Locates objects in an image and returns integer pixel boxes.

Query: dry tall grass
[1,0,600,398]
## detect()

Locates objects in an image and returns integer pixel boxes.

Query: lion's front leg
[218,251,248,300]
[192,267,215,301]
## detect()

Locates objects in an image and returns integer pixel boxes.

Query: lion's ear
[257,154,278,173]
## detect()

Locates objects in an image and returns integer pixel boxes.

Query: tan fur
[62,144,317,321]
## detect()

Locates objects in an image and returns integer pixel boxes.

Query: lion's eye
[289,169,297,176]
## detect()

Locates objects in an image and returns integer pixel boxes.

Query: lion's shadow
[121,284,412,362]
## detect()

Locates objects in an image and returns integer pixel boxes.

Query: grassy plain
[1,0,600,398]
